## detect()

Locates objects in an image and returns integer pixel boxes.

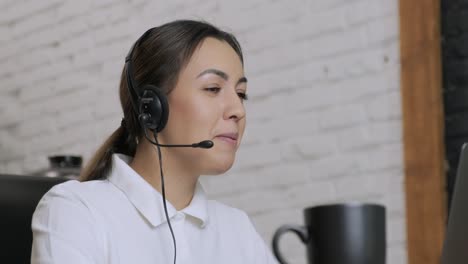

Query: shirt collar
[107,153,209,228]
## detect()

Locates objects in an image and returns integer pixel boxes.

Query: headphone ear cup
[138,85,169,132]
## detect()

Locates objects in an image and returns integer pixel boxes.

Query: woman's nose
[223,90,246,121]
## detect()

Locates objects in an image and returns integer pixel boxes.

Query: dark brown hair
[79,20,243,181]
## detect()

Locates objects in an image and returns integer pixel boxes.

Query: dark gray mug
[272,203,386,264]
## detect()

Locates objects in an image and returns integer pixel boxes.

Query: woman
[31,20,278,264]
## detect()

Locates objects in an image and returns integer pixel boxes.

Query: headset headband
[125,28,156,114]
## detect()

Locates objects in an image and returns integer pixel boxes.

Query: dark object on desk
[442,143,468,264]
[0,174,67,263]
[272,203,386,264]
[33,155,82,178]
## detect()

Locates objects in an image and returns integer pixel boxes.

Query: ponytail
[79,120,137,182]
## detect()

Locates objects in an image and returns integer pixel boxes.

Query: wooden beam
[399,0,446,263]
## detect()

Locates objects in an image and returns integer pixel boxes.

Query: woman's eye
[237,92,249,101]
[205,87,221,93]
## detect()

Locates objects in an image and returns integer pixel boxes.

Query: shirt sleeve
[252,227,280,264]
[242,212,279,264]
[31,182,104,264]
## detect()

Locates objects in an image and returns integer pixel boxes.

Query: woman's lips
[215,133,238,146]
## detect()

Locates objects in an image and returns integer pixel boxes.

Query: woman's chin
[203,155,236,175]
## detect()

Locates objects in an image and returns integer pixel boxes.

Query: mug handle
[272,225,309,264]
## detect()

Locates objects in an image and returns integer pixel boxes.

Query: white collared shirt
[31,153,278,264]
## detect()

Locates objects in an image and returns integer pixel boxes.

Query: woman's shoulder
[206,199,252,225]
[46,178,111,196]
[31,180,110,263]
[32,179,118,230]
[38,179,114,210]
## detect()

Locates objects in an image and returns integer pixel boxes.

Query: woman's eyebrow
[197,68,228,80]
[197,68,248,86]
[237,77,248,86]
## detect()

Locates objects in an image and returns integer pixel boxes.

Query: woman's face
[159,37,247,175]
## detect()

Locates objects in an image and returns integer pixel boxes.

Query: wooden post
[399,0,447,263]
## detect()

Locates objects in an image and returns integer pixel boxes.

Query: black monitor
[0,174,68,263]
[442,143,468,263]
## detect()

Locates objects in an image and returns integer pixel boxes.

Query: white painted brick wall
[0,0,406,263]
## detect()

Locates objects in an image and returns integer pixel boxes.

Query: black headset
[125,28,169,133]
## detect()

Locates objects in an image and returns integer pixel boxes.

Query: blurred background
[0,0,405,263]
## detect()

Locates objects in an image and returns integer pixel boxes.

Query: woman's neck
[129,141,199,211]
